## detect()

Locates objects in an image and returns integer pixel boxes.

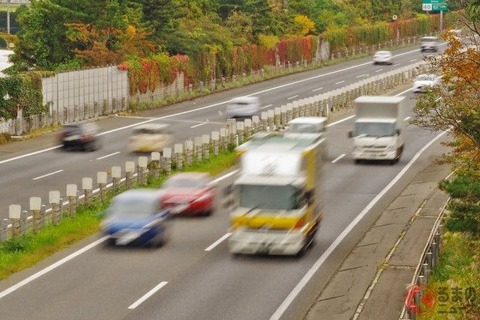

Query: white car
[420,36,439,52]
[413,74,441,93]
[373,51,393,65]
[127,123,173,153]
[225,96,261,119]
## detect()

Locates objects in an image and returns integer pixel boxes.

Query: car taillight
[80,134,92,140]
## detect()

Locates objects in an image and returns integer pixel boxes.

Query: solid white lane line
[191,122,208,128]
[287,95,299,100]
[331,154,346,164]
[97,152,120,160]
[410,59,418,62]
[375,68,383,72]
[260,104,273,110]
[312,87,323,92]
[205,233,232,251]
[210,169,239,185]
[335,80,345,85]
[128,281,168,309]
[0,236,109,300]
[32,170,64,181]
[326,115,354,127]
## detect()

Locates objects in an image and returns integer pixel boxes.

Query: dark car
[59,123,100,151]
[101,189,172,247]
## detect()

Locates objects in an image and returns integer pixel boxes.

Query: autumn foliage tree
[412,6,480,236]
[66,23,155,67]
[412,28,480,176]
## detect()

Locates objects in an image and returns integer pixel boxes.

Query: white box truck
[348,96,407,164]
[228,134,323,256]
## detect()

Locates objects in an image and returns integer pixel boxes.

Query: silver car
[420,36,439,52]
[225,96,261,119]
[373,51,393,65]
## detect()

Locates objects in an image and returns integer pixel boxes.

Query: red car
[160,172,216,216]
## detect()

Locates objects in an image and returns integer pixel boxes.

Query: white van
[225,96,261,119]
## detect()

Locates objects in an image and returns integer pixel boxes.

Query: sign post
[422,0,447,31]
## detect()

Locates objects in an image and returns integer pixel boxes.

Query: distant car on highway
[413,74,441,93]
[420,36,439,52]
[101,189,172,247]
[160,172,216,216]
[373,50,393,65]
[127,123,173,153]
[225,96,261,119]
[59,122,101,152]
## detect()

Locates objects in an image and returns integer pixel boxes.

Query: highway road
[0,44,440,220]
[0,44,449,320]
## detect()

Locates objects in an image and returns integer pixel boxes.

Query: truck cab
[228,135,323,256]
[348,96,407,164]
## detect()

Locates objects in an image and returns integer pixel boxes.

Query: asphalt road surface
[0,44,450,320]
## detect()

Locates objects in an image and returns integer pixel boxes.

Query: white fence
[42,66,129,122]
[0,36,427,135]
[0,61,427,241]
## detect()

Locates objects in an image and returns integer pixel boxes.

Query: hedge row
[122,11,461,96]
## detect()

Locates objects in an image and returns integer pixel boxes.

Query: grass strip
[418,232,480,319]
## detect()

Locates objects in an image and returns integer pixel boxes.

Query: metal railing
[399,199,450,319]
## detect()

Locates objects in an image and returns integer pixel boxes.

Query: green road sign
[422,0,447,11]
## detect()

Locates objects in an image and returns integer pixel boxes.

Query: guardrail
[0,35,429,137]
[0,61,428,242]
[399,200,449,320]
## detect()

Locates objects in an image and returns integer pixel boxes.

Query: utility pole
[7,0,11,34]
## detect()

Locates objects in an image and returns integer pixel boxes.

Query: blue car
[102,189,172,247]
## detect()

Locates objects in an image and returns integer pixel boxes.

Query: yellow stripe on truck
[231,213,308,230]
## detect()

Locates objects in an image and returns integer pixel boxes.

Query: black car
[59,123,101,151]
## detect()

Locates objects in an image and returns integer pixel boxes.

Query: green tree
[218,0,243,20]
[131,0,183,43]
[11,1,77,71]
[223,10,254,45]
[241,0,284,39]
[11,0,144,71]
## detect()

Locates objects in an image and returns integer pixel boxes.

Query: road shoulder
[304,160,451,320]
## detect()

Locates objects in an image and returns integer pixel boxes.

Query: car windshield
[421,37,438,42]
[239,184,301,211]
[63,126,82,135]
[286,123,319,134]
[110,198,159,219]
[164,178,207,189]
[355,122,396,137]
